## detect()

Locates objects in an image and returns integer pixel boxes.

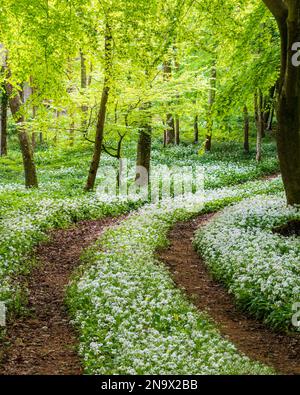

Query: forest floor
[0,216,125,375]
[158,213,300,375]
[0,141,284,374]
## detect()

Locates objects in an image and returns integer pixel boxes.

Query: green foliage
[0,0,280,150]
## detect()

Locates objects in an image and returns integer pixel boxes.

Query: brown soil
[159,214,300,375]
[0,216,124,375]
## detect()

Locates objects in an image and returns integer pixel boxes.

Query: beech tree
[5,76,38,187]
[85,24,112,191]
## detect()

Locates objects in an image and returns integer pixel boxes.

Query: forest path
[0,216,125,375]
[159,214,300,375]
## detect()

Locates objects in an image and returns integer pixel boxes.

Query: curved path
[0,216,125,375]
[159,214,300,375]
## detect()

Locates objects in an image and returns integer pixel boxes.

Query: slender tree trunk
[165,113,175,145]
[5,78,38,187]
[205,65,216,152]
[264,85,276,131]
[243,105,250,153]
[262,0,300,205]
[136,101,152,185]
[31,132,36,150]
[136,125,152,185]
[18,128,38,187]
[0,87,8,156]
[267,107,274,131]
[256,89,264,162]
[261,93,266,138]
[80,50,88,133]
[194,115,199,144]
[70,121,75,146]
[175,115,180,145]
[85,25,112,191]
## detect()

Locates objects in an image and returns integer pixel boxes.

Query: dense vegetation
[0,0,299,377]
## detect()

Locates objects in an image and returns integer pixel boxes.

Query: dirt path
[0,216,124,375]
[159,214,300,375]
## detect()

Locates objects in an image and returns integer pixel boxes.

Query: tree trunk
[85,25,112,191]
[205,65,216,152]
[5,79,38,187]
[256,89,264,162]
[31,132,36,150]
[261,93,266,138]
[80,50,88,133]
[264,85,276,131]
[175,115,180,145]
[263,0,300,204]
[163,61,175,146]
[194,115,199,144]
[18,128,38,187]
[243,105,250,153]
[136,125,151,186]
[165,113,175,145]
[70,121,75,146]
[0,87,8,156]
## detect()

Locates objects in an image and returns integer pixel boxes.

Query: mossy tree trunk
[6,81,38,188]
[194,115,199,144]
[0,85,8,156]
[263,0,300,205]
[80,50,89,133]
[205,65,216,152]
[243,105,250,154]
[136,101,152,185]
[165,113,175,145]
[175,115,180,145]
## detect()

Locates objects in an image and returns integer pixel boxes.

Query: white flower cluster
[194,194,300,331]
[0,192,142,306]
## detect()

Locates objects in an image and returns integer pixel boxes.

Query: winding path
[0,216,124,375]
[159,214,300,375]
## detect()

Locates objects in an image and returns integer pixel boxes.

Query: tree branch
[262,0,288,23]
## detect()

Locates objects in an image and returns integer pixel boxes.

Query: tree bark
[194,115,199,144]
[136,125,151,185]
[136,100,152,185]
[165,113,175,145]
[85,25,112,191]
[205,65,216,152]
[243,105,250,153]
[263,0,300,204]
[5,78,38,187]
[0,86,8,156]
[175,115,180,145]
[256,89,264,162]
[264,85,276,131]
[163,61,175,145]
[80,50,89,133]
